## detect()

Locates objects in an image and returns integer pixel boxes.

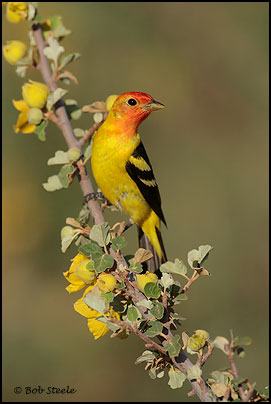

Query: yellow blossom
[97,273,117,293]
[74,285,120,339]
[22,80,49,109]
[63,253,96,294]
[6,2,28,23]
[3,40,27,65]
[105,94,119,111]
[12,99,35,134]
[136,271,158,293]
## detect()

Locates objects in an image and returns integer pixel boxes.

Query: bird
[91,91,167,273]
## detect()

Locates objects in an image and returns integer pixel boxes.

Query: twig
[225,342,247,402]
[32,22,104,226]
[182,273,200,294]
[110,318,166,355]
[79,121,101,147]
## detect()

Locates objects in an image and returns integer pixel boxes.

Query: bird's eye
[127,98,137,106]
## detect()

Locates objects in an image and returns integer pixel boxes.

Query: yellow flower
[97,273,117,293]
[74,285,120,339]
[3,40,27,65]
[63,253,96,294]
[22,80,49,109]
[136,271,158,293]
[105,94,119,111]
[6,2,28,23]
[12,99,35,134]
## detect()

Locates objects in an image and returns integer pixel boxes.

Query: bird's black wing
[125,141,166,225]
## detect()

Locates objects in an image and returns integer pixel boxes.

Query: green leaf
[65,99,82,120]
[79,242,103,257]
[168,368,186,389]
[188,245,213,269]
[187,365,202,381]
[165,335,181,357]
[101,291,114,304]
[144,283,161,299]
[47,150,69,165]
[160,259,187,276]
[42,175,62,192]
[58,163,75,188]
[43,36,64,67]
[83,294,106,314]
[61,231,80,253]
[149,301,164,320]
[49,15,71,37]
[144,321,163,338]
[95,316,120,332]
[111,236,127,251]
[148,368,156,379]
[160,273,174,289]
[128,259,143,273]
[46,88,68,110]
[15,65,28,78]
[84,144,92,161]
[212,336,229,353]
[86,261,95,271]
[135,350,156,365]
[127,306,141,322]
[210,370,227,384]
[157,370,165,379]
[174,293,188,302]
[233,336,252,347]
[59,52,80,70]
[95,254,114,274]
[136,299,153,310]
[134,248,153,263]
[171,313,186,321]
[89,222,111,247]
[34,120,48,142]
[232,376,247,385]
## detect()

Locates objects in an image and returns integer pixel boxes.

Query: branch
[32,22,216,402]
[32,23,104,226]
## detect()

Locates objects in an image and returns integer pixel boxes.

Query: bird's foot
[83,192,112,206]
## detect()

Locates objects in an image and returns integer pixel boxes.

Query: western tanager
[91,92,167,273]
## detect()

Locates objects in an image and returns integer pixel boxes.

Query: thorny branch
[32,22,217,402]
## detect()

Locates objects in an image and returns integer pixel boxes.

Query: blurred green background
[2,2,268,402]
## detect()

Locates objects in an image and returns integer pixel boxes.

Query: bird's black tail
[137,226,167,276]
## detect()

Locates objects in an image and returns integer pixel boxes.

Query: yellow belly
[91,131,151,226]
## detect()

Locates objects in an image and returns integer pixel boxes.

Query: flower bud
[75,259,96,284]
[27,107,43,125]
[6,2,28,23]
[67,147,81,162]
[105,94,119,111]
[97,273,117,293]
[188,334,205,352]
[22,80,49,109]
[2,40,27,65]
[194,329,210,342]
[136,271,158,293]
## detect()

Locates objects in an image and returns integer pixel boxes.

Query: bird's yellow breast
[91,128,151,226]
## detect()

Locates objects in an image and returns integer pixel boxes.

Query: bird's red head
[109,92,165,128]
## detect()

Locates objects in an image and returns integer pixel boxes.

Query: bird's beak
[143,99,165,111]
